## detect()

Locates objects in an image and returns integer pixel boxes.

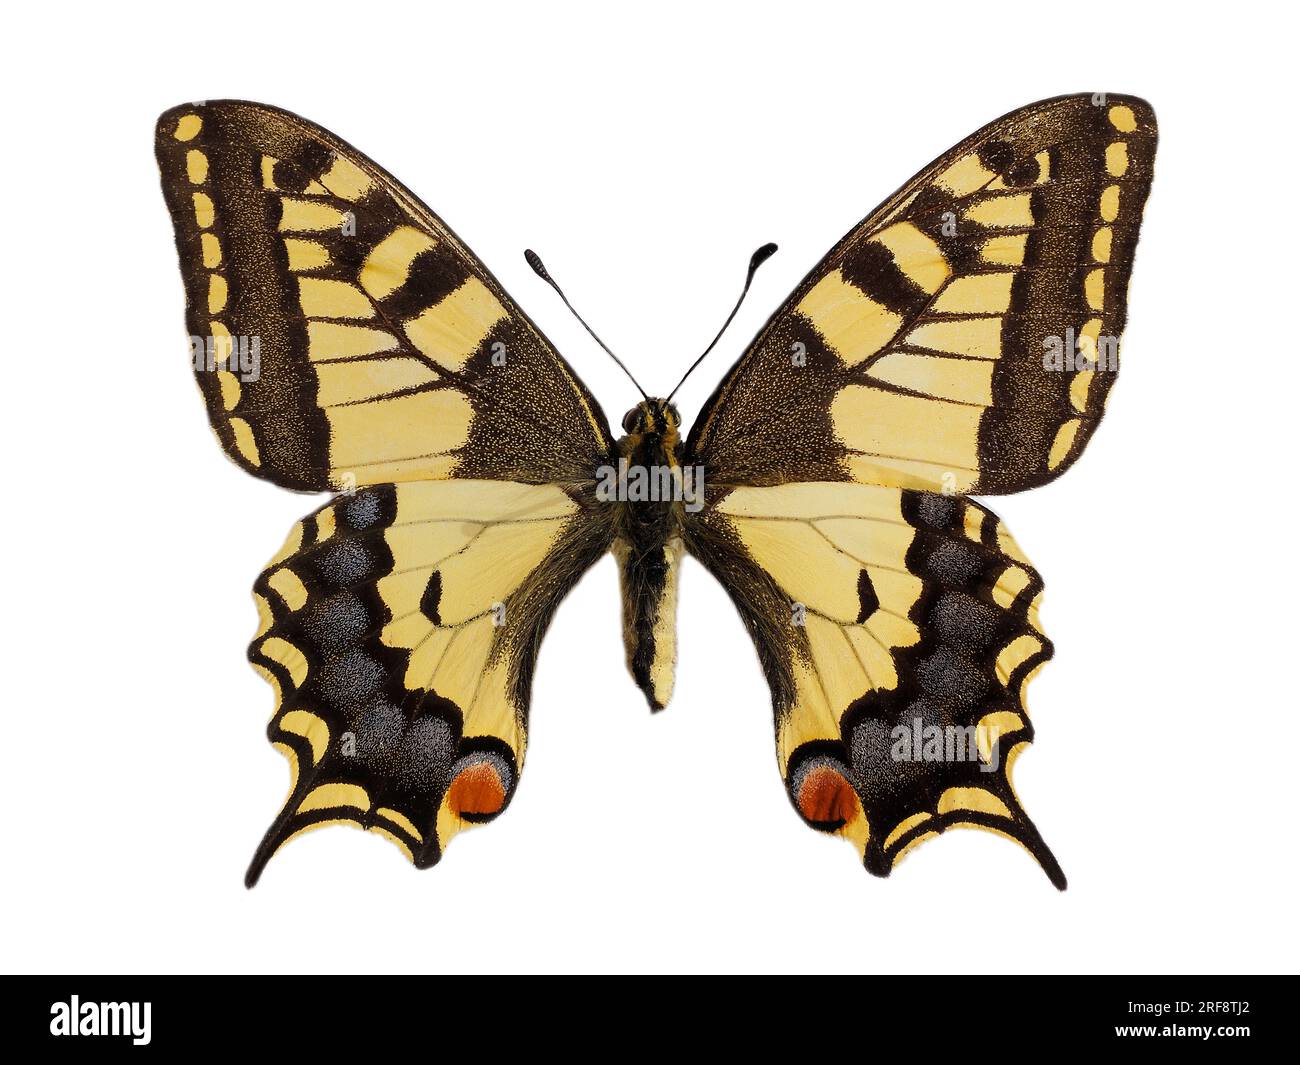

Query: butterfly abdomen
[613,535,683,711]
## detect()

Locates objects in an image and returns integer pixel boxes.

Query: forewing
[688,94,1156,495]
[156,101,612,492]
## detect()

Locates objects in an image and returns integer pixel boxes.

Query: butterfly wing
[687,93,1156,494]
[155,100,612,491]
[246,481,609,883]
[687,483,1061,885]
[685,94,1157,883]
[156,101,617,879]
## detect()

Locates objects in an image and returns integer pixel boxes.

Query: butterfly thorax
[606,399,689,711]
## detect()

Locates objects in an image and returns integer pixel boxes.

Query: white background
[4,1,1296,975]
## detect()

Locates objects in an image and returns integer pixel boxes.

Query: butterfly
[155,93,1156,888]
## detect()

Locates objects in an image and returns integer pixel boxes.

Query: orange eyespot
[448,761,507,818]
[796,765,860,825]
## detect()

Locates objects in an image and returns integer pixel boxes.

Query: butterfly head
[621,398,681,442]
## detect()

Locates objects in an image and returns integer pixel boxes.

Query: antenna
[666,242,777,402]
[524,249,648,400]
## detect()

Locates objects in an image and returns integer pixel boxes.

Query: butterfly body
[156,94,1155,887]
[610,398,688,711]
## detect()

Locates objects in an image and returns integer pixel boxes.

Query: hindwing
[687,482,1062,885]
[246,481,610,882]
